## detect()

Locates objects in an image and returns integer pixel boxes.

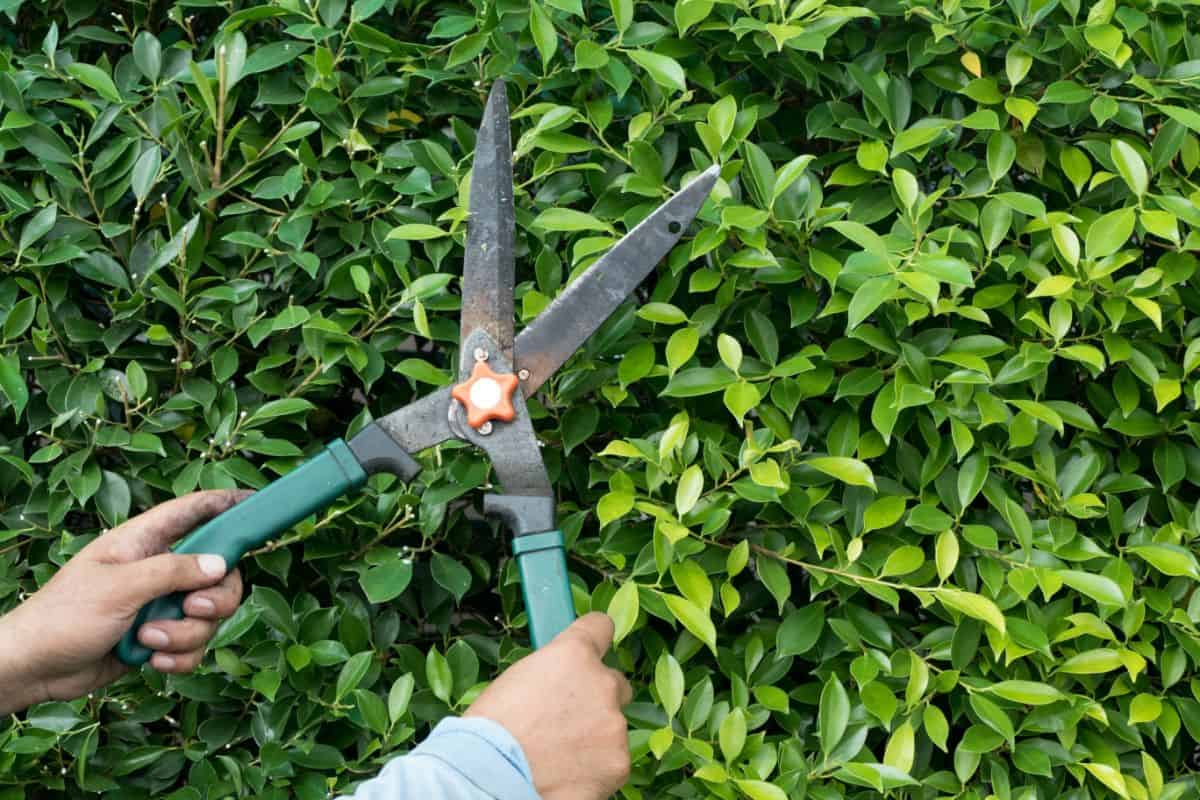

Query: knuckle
[607,751,631,783]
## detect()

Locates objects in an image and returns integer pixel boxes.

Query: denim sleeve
[339,716,540,800]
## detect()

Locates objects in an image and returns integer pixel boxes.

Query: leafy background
[2,0,1200,797]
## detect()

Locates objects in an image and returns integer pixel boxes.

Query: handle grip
[115,440,367,666]
[512,530,576,649]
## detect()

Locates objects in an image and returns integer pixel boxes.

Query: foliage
[2,0,1200,797]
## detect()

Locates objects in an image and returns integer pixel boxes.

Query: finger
[150,649,205,674]
[138,617,217,654]
[96,490,252,562]
[115,552,228,610]
[610,668,633,706]
[182,568,242,619]
[557,612,615,658]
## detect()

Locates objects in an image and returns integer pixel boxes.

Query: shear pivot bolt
[478,422,493,435]
[451,360,520,429]
[473,348,488,362]
[518,369,530,380]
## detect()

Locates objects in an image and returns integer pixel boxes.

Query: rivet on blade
[474,348,489,362]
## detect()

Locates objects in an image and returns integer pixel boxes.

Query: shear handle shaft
[513,530,576,649]
[114,440,369,666]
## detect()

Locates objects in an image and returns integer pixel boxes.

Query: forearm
[0,613,45,715]
[341,717,539,800]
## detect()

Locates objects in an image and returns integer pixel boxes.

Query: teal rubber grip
[115,440,367,667]
[512,530,575,649]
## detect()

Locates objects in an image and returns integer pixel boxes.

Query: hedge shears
[116,81,719,666]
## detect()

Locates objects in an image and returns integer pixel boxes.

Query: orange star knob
[451,360,520,429]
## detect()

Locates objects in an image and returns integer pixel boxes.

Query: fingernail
[142,627,169,649]
[153,654,176,671]
[197,554,226,578]
[190,597,216,615]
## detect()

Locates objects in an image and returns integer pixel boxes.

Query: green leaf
[914,255,974,286]
[655,653,685,718]
[627,50,687,92]
[675,0,713,33]
[637,302,688,325]
[386,223,449,240]
[335,652,373,701]
[1128,545,1200,579]
[533,208,610,232]
[426,648,453,704]
[818,674,850,756]
[663,367,736,397]
[776,604,824,657]
[431,553,472,603]
[676,465,704,516]
[529,3,557,69]
[664,594,717,654]
[988,680,1064,706]
[360,559,413,603]
[935,588,1006,634]
[19,204,57,253]
[0,353,29,421]
[863,496,906,532]
[719,707,746,761]
[805,457,876,489]
[847,276,896,331]
[1111,140,1148,197]
[66,62,122,103]
[1058,648,1123,674]
[881,546,925,577]
[609,580,640,644]
[734,780,787,800]
[1085,207,1137,260]
[1056,569,1126,606]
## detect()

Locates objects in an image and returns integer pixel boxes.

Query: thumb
[115,552,228,609]
[554,612,614,658]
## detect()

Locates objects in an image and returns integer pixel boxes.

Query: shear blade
[460,80,516,367]
[514,164,720,394]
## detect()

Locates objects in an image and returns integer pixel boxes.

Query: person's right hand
[465,613,632,800]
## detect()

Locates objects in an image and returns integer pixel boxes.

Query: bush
[3,0,1200,797]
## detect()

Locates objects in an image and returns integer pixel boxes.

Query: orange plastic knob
[451,360,520,429]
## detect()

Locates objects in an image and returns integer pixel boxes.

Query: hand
[0,490,247,714]
[465,613,632,800]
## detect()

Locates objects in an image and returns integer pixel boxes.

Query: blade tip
[488,79,508,104]
[691,164,721,192]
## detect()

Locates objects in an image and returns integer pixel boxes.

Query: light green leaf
[627,50,687,92]
[805,457,876,489]
[664,593,717,654]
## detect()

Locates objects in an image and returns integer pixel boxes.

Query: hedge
[2,0,1200,798]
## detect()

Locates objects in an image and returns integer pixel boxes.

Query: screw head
[518,368,530,381]
[473,348,488,362]
[478,421,493,435]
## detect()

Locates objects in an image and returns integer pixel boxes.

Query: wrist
[0,612,46,715]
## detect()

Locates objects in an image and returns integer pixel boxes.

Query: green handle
[115,440,367,666]
[512,530,576,649]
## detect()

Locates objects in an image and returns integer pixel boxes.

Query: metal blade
[373,388,457,455]
[514,165,720,393]
[460,80,516,366]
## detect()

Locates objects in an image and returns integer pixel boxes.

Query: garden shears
[116,81,719,666]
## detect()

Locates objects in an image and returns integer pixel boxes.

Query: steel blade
[372,387,457,455]
[460,80,516,366]
[514,165,720,393]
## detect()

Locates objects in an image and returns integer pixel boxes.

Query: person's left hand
[0,490,247,714]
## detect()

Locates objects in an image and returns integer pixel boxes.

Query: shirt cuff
[410,716,540,800]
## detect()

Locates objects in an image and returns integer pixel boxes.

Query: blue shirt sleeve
[339,716,540,800]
